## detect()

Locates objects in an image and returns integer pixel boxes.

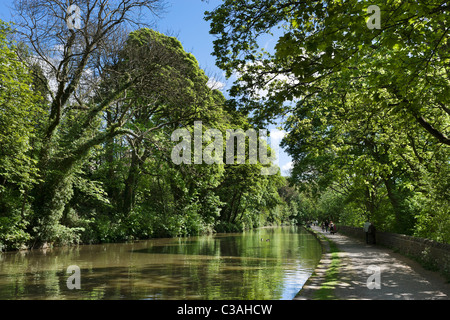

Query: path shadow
[312,227,450,300]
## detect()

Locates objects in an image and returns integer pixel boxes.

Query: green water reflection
[0,226,321,300]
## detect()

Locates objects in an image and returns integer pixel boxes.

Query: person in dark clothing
[329,221,337,234]
[324,220,329,232]
[368,223,376,244]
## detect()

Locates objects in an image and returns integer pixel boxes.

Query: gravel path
[296,226,450,300]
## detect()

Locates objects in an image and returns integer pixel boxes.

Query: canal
[0,226,322,300]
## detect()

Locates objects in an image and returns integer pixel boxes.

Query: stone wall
[337,225,450,280]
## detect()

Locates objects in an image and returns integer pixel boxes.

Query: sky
[0,0,293,176]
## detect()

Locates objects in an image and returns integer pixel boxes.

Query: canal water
[0,226,322,300]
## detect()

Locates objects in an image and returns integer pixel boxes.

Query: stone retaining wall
[337,225,450,280]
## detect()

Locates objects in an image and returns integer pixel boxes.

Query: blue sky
[0,0,293,176]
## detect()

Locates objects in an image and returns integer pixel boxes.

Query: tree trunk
[122,147,148,216]
[383,178,414,234]
[123,150,139,216]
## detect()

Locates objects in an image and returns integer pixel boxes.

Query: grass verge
[313,234,341,300]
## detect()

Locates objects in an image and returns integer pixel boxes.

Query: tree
[1,1,308,249]
[205,0,449,144]
[205,0,449,240]
[10,0,166,245]
[104,28,224,215]
[0,20,44,249]
[282,69,446,235]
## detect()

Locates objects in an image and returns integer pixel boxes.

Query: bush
[0,214,31,251]
[215,221,244,233]
[0,191,31,251]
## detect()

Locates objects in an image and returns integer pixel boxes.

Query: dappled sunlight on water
[0,226,322,300]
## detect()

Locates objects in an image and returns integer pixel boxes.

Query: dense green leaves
[0,22,42,191]
[0,19,291,250]
[0,21,45,250]
[206,0,449,242]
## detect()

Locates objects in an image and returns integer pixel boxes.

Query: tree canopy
[205,0,449,242]
[0,1,291,250]
[1,0,448,250]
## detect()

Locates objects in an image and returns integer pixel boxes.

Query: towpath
[296,226,450,300]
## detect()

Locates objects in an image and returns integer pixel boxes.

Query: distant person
[368,223,376,244]
[364,220,372,244]
[329,221,336,235]
[325,220,329,232]
[321,222,325,232]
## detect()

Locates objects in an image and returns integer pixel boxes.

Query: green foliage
[0,20,292,250]
[206,0,450,242]
[0,191,31,251]
[313,234,341,300]
[0,20,45,250]
[0,21,42,191]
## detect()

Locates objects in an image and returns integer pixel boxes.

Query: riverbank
[296,226,450,300]
[0,223,295,253]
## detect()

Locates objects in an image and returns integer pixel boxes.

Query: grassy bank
[296,228,342,300]
[312,234,341,300]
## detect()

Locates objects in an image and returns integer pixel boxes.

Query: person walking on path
[368,223,376,244]
[329,221,336,235]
